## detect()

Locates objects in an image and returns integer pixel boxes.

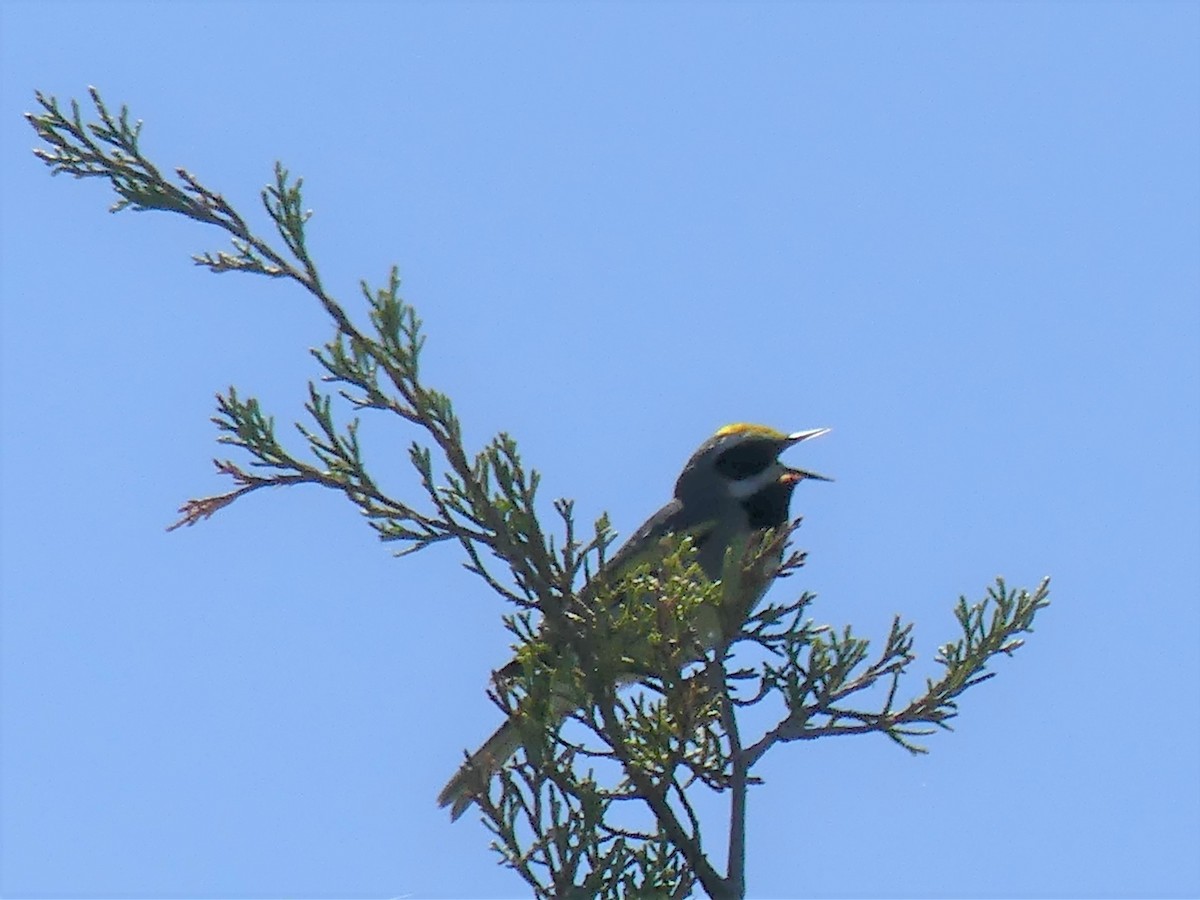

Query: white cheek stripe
[727,463,784,499]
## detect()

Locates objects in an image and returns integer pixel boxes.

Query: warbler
[438,423,830,820]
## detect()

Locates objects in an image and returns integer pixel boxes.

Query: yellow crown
[714,423,789,441]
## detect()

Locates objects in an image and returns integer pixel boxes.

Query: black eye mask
[713,440,780,481]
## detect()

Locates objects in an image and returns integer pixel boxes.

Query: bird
[438,423,830,820]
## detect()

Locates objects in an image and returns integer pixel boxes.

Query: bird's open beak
[782,428,832,481]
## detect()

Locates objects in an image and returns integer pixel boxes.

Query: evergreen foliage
[28,88,1051,899]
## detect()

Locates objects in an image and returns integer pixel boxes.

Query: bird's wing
[591,498,721,595]
[492,499,718,682]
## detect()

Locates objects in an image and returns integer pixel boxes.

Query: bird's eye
[714,441,776,480]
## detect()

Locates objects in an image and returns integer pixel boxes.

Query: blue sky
[2,2,1198,897]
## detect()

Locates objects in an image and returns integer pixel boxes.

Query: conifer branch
[29,87,1052,899]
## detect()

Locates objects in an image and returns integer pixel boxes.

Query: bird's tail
[437,718,525,821]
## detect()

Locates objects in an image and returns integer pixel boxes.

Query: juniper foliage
[28,88,1051,899]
